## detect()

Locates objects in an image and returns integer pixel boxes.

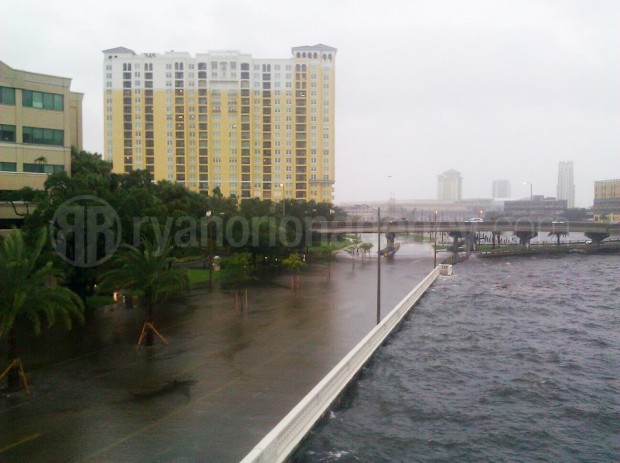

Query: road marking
[0,433,42,455]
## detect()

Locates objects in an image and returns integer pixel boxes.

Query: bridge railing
[240,266,442,463]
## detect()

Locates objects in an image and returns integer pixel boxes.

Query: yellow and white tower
[103,45,336,202]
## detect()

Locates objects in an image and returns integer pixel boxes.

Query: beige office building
[593,178,620,222]
[102,45,336,201]
[0,61,83,191]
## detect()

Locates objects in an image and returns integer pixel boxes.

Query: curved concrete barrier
[240,266,441,463]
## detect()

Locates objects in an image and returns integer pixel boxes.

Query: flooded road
[0,242,434,462]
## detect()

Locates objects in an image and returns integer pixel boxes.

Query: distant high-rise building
[102,45,336,202]
[492,179,511,199]
[437,170,462,201]
[557,161,575,208]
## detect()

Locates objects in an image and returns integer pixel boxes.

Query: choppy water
[293,254,620,463]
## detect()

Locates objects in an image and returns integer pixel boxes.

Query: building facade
[102,45,336,201]
[492,179,511,199]
[557,161,575,208]
[593,179,620,222]
[504,195,567,220]
[0,61,83,191]
[437,170,462,201]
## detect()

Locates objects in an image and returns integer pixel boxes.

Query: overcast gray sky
[3,0,619,207]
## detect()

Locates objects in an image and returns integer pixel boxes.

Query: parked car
[464,217,484,223]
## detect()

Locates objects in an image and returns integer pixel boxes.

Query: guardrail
[240,265,442,463]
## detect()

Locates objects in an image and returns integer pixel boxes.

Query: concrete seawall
[240,265,444,463]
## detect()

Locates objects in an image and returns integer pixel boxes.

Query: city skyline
[4,0,619,207]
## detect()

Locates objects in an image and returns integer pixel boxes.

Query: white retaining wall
[240,266,441,463]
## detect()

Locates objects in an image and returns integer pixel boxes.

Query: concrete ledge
[240,266,441,463]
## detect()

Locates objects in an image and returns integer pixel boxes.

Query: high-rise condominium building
[102,45,336,202]
[0,61,83,192]
[557,161,575,208]
[492,179,511,199]
[437,169,462,201]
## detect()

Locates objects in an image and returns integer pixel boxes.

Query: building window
[22,126,64,146]
[23,163,65,174]
[0,124,16,142]
[22,90,64,111]
[0,162,17,172]
[0,87,16,105]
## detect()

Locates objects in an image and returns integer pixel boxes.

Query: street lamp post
[279,183,286,215]
[205,211,214,287]
[433,210,438,268]
[358,204,381,324]
[376,206,381,325]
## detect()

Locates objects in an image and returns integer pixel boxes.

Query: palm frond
[98,237,188,307]
[0,228,84,340]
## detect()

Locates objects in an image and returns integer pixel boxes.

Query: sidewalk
[0,255,433,462]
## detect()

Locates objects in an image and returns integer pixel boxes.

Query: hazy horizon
[4,0,619,207]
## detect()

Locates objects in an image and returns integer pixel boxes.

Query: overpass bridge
[311,219,620,250]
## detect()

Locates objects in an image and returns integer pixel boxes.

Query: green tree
[342,240,361,269]
[282,253,306,289]
[358,242,373,262]
[98,238,189,347]
[220,252,254,311]
[70,147,113,176]
[0,228,84,392]
[319,244,338,279]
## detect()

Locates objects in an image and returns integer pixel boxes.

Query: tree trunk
[7,327,21,391]
[145,297,154,346]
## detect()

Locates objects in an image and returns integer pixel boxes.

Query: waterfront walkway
[0,254,434,462]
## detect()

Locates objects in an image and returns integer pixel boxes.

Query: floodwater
[293,254,620,463]
[0,241,434,462]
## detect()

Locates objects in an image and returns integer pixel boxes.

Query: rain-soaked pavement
[0,240,435,462]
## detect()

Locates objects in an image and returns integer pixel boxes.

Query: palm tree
[98,238,189,347]
[0,228,84,392]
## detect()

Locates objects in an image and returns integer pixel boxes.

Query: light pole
[377,206,381,324]
[523,181,533,200]
[279,183,286,215]
[433,210,438,268]
[358,204,381,324]
[205,211,214,287]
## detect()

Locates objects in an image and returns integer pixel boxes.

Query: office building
[0,61,83,192]
[593,179,620,222]
[437,170,462,201]
[102,45,336,201]
[557,161,575,208]
[492,179,511,199]
[504,195,567,220]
